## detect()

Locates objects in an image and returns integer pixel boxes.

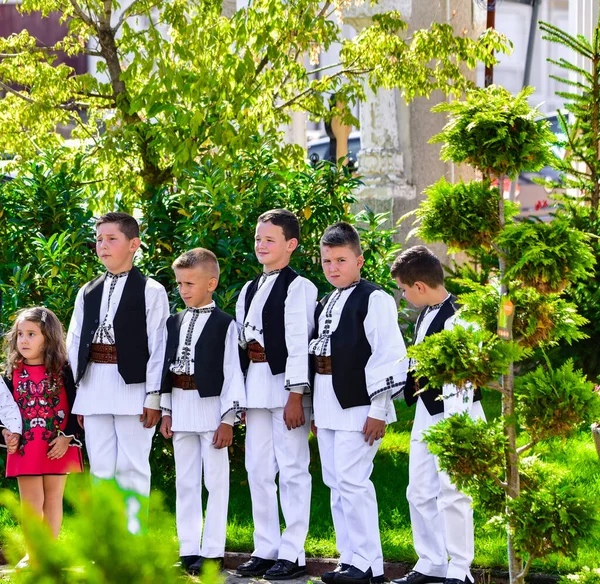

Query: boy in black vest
[235,209,318,580]
[390,246,485,584]
[310,222,406,584]
[67,212,169,532]
[159,248,246,576]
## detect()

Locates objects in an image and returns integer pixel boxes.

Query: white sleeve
[220,321,247,419]
[0,377,21,435]
[235,282,251,328]
[363,291,407,416]
[283,278,318,392]
[66,285,86,378]
[442,314,477,418]
[143,280,170,398]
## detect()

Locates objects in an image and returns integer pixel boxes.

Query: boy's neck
[262,261,290,274]
[426,286,450,307]
[190,299,214,309]
[105,262,134,275]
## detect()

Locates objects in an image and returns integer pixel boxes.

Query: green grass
[2,390,600,575]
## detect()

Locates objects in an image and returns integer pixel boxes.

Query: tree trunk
[497,179,524,584]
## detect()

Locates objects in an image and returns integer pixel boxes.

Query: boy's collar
[336,279,360,292]
[106,270,130,279]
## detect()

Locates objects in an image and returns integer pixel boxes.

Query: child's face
[395,278,426,308]
[321,244,364,289]
[96,222,140,274]
[254,221,297,271]
[17,320,45,364]
[174,266,217,308]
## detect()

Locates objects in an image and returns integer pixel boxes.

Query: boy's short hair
[257,209,300,242]
[172,248,220,278]
[96,212,140,240]
[390,245,444,288]
[320,222,363,256]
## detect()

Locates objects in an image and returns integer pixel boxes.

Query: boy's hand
[311,421,318,437]
[47,434,72,460]
[77,415,85,430]
[283,392,305,430]
[160,415,173,439]
[362,417,385,446]
[213,423,233,449]
[140,407,161,428]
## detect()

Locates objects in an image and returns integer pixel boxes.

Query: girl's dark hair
[4,307,67,380]
[390,245,445,287]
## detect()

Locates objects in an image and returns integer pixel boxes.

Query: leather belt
[90,343,118,364]
[248,341,267,363]
[171,373,197,390]
[313,354,332,375]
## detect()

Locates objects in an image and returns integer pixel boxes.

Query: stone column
[344,0,482,244]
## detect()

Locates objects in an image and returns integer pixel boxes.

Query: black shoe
[371,576,388,584]
[175,555,201,572]
[334,566,373,584]
[392,572,446,584]
[189,556,225,576]
[265,559,307,580]
[322,563,351,584]
[445,579,472,584]
[237,556,277,577]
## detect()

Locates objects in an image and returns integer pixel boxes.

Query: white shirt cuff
[221,410,236,426]
[144,393,161,410]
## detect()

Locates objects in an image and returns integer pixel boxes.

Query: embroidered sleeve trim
[58,430,83,448]
[368,376,404,401]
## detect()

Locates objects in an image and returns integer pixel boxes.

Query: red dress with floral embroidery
[6,364,83,477]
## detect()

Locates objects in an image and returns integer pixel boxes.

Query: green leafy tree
[537,17,600,378]
[407,85,600,583]
[0,0,510,204]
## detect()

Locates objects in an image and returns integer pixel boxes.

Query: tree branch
[516,438,541,455]
[0,81,37,104]
[515,554,535,581]
[69,0,95,27]
[114,0,159,33]
[488,472,509,490]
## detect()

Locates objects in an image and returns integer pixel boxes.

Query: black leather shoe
[392,572,446,584]
[236,556,277,577]
[265,559,307,580]
[176,555,201,572]
[333,566,373,584]
[189,556,225,576]
[371,576,388,584]
[445,578,472,584]
[322,563,351,584]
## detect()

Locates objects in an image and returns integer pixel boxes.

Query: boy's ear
[357,254,365,269]
[129,237,142,253]
[208,277,219,292]
[286,238,299,253]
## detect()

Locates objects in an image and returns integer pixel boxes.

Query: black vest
[405,296,482,416]
[160,307,233,398]
[240,266,299,375]
[315,279,380,409]
[76,267,149,385]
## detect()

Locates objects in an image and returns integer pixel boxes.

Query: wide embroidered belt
[90,343,118,364]
[313,355,332,375]
[247,341,267,363]
[171,373,197,390]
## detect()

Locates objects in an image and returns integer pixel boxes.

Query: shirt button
[86,343,90,348]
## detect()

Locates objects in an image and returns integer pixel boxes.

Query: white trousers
[317,428,383,577]
[245,407,311,564]
[84,414,155,533]
[407,399,486,582]
[173,431,229,558]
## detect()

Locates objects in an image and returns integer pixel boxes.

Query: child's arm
[0,376,21,440]
[214,320,247,448]
[441,314,477,417]
[66,286,86,378]
[61,365,83,445]
[282,279,318,429]
[141,281,170,427]
[362,291,407,437]
[47,434,74,459]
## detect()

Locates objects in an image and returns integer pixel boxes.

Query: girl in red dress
[3,306,83,567]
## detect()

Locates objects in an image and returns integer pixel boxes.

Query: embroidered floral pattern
[14,369,63,453]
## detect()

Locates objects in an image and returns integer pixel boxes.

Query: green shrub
[496,218,595,293]
[407,327,528,390]
[430,85,557,178]
[560,567,600,584]
[458,282,588,348]
[413,179,518,250]
[516,360,600,440]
